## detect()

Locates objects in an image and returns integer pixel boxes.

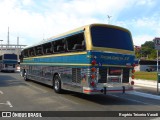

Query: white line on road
[7,101,13,107]
[128,91,160,100]
[0,90,3,94]
[0,101,13,107]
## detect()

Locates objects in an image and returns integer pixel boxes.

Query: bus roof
[24,23,130,49]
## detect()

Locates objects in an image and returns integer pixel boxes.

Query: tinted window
[35,45,43,56]
[0,56,2,60]
[43,42,52,54]
[53,39,65,53]
[91,26,134,51]
[28,47,35,56]
[23,49,29,58]
[109,68,122,75]
[66,33,85,51]
[4,54,17,59]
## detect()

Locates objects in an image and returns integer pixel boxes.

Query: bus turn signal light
[132,70,135,73]
[91,74,96,79]
[131,75,134,79]
[91,67,96,72]
[131,81,134,85]
[132,63,136,67]
[90,81,95,87]
[91,60,96,66]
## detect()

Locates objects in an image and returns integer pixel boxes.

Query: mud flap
[104,87,107,94]
[122,86,125,93]
[100,87,107,94]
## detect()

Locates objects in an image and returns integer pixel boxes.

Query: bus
[20,23,135,94]
[0,53,18,72]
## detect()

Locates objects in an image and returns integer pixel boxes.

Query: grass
[134,71,157,81]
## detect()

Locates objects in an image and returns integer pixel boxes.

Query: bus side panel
[21,52,91,93]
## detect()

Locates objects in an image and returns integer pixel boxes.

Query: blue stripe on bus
[1,60,18,64]
[22,51,134,67]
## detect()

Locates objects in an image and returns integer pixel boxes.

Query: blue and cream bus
[20,23,135,94]
[0,53,18,72]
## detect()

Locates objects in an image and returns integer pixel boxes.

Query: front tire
[53,75,62,93]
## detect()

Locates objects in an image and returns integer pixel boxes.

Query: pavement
[134,79,158,88]
[133,79,160,99]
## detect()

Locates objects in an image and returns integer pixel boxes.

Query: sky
[0,0,160,47]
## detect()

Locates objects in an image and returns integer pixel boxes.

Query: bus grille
[98,68,107,83]
[72,68,81,83]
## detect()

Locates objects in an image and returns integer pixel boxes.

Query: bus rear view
[20,23,135,95]
[0,54,18,72]
[83,24,135,94]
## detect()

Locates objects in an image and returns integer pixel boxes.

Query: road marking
[0,90,3,94]
[0,101,13,107]
[128,91,160,100]
[7,101,13,107]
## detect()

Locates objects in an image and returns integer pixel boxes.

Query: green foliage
[141,41,154,49]
[135,72,157,80]
[135,41,156,60]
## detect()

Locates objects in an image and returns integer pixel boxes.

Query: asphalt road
[0,72,160,120]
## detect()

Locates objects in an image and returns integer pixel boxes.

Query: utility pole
[153,37,160,95]
[17,36,19,61]
[0,40,3,55]
[7,27,9,49]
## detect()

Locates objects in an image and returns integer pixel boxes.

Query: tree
[141,41,154,49]
[139,41,156,59]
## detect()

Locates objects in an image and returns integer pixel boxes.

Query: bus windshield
[4,54,17,60]
[91,26,134,51]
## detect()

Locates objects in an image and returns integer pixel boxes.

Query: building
[0,44,27,62]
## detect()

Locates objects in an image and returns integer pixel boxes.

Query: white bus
[0,54,18,72]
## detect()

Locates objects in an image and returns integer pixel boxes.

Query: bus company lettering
[100,55,129,61]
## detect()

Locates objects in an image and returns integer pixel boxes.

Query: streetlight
[0,40,3,55]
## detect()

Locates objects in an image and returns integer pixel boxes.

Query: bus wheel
[53,75,62,93]
[24,72,29,81]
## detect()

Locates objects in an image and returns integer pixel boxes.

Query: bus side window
[43,42,52,55]
[67,33,85,51]
[29,47,35,57]
[54,39,66,53]
[23,49,28,58]
[35,46,43,56]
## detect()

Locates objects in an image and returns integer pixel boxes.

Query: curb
[134,79,157,88]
